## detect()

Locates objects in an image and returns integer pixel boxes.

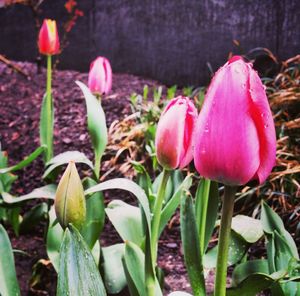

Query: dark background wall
[0,0,299,86]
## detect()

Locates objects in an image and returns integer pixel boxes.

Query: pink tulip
[38,19,60,55]
[156,96,198,170]
[194,56,276,185]
[88,57,112,95]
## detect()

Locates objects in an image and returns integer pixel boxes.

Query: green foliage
[0,224,20,296]
[57,225,106,296]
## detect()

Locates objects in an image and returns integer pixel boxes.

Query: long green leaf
[39,91,54,162]
[43,151,94,179]
[81,177,105,249]
[102,244,126,294]
[159,174,192,236]
[106,200,144,245]
[57,225,106,296]
[0,146,46,174]
[76,81,107,178]
[180,193,206,296]
[2,184,56,204]
[0,224,20,296]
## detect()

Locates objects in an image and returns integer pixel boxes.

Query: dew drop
[242,83,246,88]
[264,124,269,128]
[204,124,209,133]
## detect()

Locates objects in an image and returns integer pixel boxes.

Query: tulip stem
[45,54,53,162]
[151,168,170,265]
[214,185,237,296]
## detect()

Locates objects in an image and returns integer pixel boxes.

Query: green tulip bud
[55,161,86,229]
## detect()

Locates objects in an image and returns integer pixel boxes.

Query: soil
[0,60,195,296]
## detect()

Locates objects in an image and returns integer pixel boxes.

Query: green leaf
[231,215,264,243]
[76,81,108,178]
[261,201,298,258]
[7,207,21,236]
[0,224,20,296]
[57,225,106,296]
[168,292,193,296]
[232,259,269,285]
[0,146,46,174]
[101,244,126,294]
[2,184,56,204]
[180,193,206,296]
[81,178,105,249]
[227,271,286,296]
[43,151,94,179]
[106,200,144,245]
[19,202,48,234]
[152,171,173,203]
[159,174,193,236]
[39,91,54,162]
[47,207,100,272]
[123,241,146,296]
[195,179,219,254]
[204,231,248,268]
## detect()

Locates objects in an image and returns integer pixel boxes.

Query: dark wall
[1,0,299,86]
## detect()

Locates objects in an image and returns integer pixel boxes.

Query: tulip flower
[155,96,198,170]
[194,56,276,186]
[88,57,112,95]
[55,162,86,230]
[38,19,60,55]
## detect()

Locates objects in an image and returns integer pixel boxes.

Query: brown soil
[0,60,195,295]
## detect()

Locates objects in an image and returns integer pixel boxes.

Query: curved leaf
[106,200,143,245]
[2,184,56,204]
[43,151,94,179]
[76,81,107,178]
[102,244,126,294]
[0,146,46,174]
[57,225,106,296]
[0,224,20,296]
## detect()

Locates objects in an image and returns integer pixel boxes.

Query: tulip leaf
[168,293,193,296]
[180,193,206,296]
[57,225,106,296]
[231,215,264,243]
[43,151,94,179]
[261,201,298,259]
[19,202,48,234]
[102,244,126,294]
[76,81,108,179]
[159,174,193,236]
[0,145,46,174]
[47,207,100,272]
[123,241,162,296]
[232,259,270,286]
[227,270,286,296]
[105,200,144,245]
[40,91,54,162]
[204,230,248,268]
[0,224,20,296]
[195,179,219,254]
[2,184,56,204]
[81,177,105,249]
[152,171,173,202]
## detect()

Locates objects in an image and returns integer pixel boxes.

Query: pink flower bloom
[38,19,60,55]
[88,57,112,95]
[194,56,276,185]
[156,96,198,170]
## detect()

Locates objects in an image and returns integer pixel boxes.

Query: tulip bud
[55,161,86,229]
[194,56,276,186]
[88,56,112,95]
[38,19,60,55]
[155,96,198,170]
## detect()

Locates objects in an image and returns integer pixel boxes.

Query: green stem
[46,54,53,161]
[214,185,237,296]
[94,153,101,180]
[151,168,170,265]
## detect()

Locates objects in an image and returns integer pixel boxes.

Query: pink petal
[248,66,276,184]
[194,60,260,185]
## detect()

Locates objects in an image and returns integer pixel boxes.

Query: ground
[0,60,198,295]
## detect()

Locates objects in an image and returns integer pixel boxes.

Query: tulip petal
[194,60,260,185]
[156,101,187,170]
[248,67,276,184]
